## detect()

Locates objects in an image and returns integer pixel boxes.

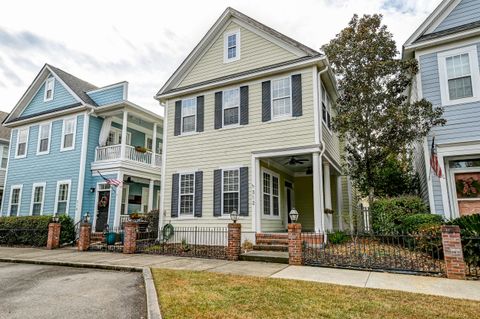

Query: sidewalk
[1,246,479,301]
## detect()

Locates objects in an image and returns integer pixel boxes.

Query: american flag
[430,137,442,178]
[106,178,122,187]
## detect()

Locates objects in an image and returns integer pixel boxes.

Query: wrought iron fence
[88,227,125,252]
[462,236,480,279]
[302,231,444,275]
[0,228,49,247]
[136,226,228,259]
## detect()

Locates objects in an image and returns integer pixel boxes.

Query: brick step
[256,233,288,239]
[240,251,289,264]
[253,244,288,252]
[256,238,289,246]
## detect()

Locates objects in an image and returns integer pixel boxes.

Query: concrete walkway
[1,246,479,301]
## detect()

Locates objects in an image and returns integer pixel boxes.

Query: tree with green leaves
[322,14,445,203]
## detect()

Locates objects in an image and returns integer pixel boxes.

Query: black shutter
[196,96,204,132]
[194,171,203,217]
[239,167,249,216]
[292,74,302,117]
[213,169,222,216]
[174,101,182,136]
[214,92,223,129]
[171,173,179,217]
[262,81,271,122]
[240,86,249,125]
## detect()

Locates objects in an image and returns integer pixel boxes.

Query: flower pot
[105,232,117,245]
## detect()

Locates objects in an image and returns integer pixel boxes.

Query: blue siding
[21,76,78,117]
[87,84,125,106]
[434,0,480,32]
[2,115,84,218]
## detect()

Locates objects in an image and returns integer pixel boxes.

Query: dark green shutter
[262,81,271,122]
[196,96,204,132]
[174,101,182,136]
[292,74,302,117]
[214,92,223,129]
[213,169,222,216]
[171,173,179,217]
[239,167,249,216]
[240,86,249,125]
[194,171,203,217]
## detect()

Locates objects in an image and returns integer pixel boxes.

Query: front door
[95,190,110,232]
[449,158,480,217]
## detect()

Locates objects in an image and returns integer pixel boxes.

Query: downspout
[317,66,329,236]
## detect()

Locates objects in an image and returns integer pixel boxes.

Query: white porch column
[323,162,332,231]
[312,152,324,233]
[253,157,262,233]
[148,179,154,212]
[113,172,124,228]
[120,110,128,159]
[336,175,343,230]
[151,123,157,167]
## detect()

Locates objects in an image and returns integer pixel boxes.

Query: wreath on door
[98,195,109,208]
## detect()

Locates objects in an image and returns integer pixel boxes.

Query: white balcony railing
[95,144,161,168]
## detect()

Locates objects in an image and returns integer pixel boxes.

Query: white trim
[261,168,281,220]
[108,126,132,146]
[220,168,241,216]
[76,112,90,223]
[45,66,84,105]
[222,87,240,127]
[113,172,124,228]
[283,179,295,229]
[177,172,196,217]
[320,81,333,135]
[446,156,480,218]
[224,29,241,63]
[122,184,130,215]
[405,28,480,54]
[4,107,89,128]
[30,182,46,216]
[43,77,55,102]
[180,97,197,135]
[36,121,52,155]
[86,81,128,96]
[270,76,292,120]
[437,154,451,219]
[15,127,29,159]
[8,184,22,216]
[312,66,320,145]
[93,182,113,230]
[60,116,77,151]
[54,179,72,215]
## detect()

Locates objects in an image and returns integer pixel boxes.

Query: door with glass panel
[449,158,480,217]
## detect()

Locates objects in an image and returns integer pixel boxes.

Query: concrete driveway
[0,262,146,319]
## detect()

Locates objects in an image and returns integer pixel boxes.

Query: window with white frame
[263,171,280,217]
[321,82,332,130]
[55,181,70,214]
[106,128,131,146]
[1,145,8,169]
[61,118,76,150]
[222,169,239,214]
[37,123,51,154]
[31,183,45,216]
[224,30,240,62]
[44,78,54,102]
[223,88,240,126]
[272,77,292,118]
[146,136,161,153]
[181,98,196,134]
[179,173,195,215]
[438,46,480,105]
[16,128,28,158]
[9,185,22,216]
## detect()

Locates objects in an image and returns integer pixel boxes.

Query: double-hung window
[37,123,51,154]
[55,180,70,215]
[181,98,196,134]
[106,128,131,146]
[31,183,45,216]
[61,118,76,150]
[179,173,195,215]
[224,30,240,62]
[222,169,239,214]
[272,77,292,118]
[44,78,54,102]
[1,145,8,169]
[262,170,280,217]
[321,82,332,130]
[9,185,22,216]
[438,46,480,106]
[223,88,240,126]
[16,127,29,158]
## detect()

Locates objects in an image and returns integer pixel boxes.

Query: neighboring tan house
[1,64,163,231]
[0,111,11,205]
[404,0,480,219]
[155,7,352,242]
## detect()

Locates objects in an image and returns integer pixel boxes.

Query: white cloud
[0,0,442,115]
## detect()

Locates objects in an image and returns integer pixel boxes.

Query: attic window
[44,78,54,102]
[224,30,240,63]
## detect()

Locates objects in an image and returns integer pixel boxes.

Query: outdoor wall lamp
[90,187,95,193]
[289,208,299,223]
[84,212,91,224]
[230,209,239,223]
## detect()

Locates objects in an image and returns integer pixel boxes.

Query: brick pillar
[227,223,241,261]
[441,225,466,280]
[123,221,138,254]
[288,223,303,265]
[78,223,92,251]
[46,223,61,250]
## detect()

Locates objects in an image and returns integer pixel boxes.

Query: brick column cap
[441,225,461,233]
[288,223,302,230]
[80,223,92,227]
[124,221,138,227]
[228,222,241,229]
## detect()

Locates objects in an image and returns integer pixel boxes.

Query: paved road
[0,262,146,319]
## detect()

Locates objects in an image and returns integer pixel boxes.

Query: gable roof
[155,7,320,97]
[0,111,12,140]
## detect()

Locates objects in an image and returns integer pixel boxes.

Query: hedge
[400,214,444,233]
[448,214,480,268]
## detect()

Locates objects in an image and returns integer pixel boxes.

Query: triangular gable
[434,0,480,32]
[156,7,320,96]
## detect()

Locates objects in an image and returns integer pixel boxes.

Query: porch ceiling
[270,154,312,173]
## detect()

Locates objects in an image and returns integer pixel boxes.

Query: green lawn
[152,268,480,319]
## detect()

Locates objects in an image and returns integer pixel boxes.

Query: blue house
[1,64,163,231]
[404,0,480,219]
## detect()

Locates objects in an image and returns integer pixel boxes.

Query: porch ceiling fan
[285,156,309,166]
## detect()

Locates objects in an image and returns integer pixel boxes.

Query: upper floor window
[223,88,240,126]
[16,127,29,158]
[55,180,70,215]
[438,45,480,106]
[224,30,240,63]
[181,98,196,134]
[1,145,8,169]
[37,123,51,155]
[44,78,54,102]
[61,118,76,151]
[222,169,239,215]
[321,82,332,131]
[179,173,195,215]
[271,77,292,118]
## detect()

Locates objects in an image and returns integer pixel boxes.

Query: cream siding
[179,22,301,88]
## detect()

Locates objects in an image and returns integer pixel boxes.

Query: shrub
[400,214,443,233]
[328,231,349,245]
[59,214,75,245]
[370,196,429,233]
[0,216,51,246]
[448,214,480,268]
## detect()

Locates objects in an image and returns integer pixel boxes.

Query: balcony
[95,144,162,168]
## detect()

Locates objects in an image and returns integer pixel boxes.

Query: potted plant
[129,212,141,221]
[135,146,147,153]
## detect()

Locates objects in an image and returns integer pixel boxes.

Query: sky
[0,0,442,115]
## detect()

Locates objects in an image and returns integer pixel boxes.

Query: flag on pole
[430,137,442,178]
[106,178,123,187]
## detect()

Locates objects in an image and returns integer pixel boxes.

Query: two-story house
[1,64,163,232]
[155,8,352,242]
[0,111,11,205]
[404,0,480,219]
